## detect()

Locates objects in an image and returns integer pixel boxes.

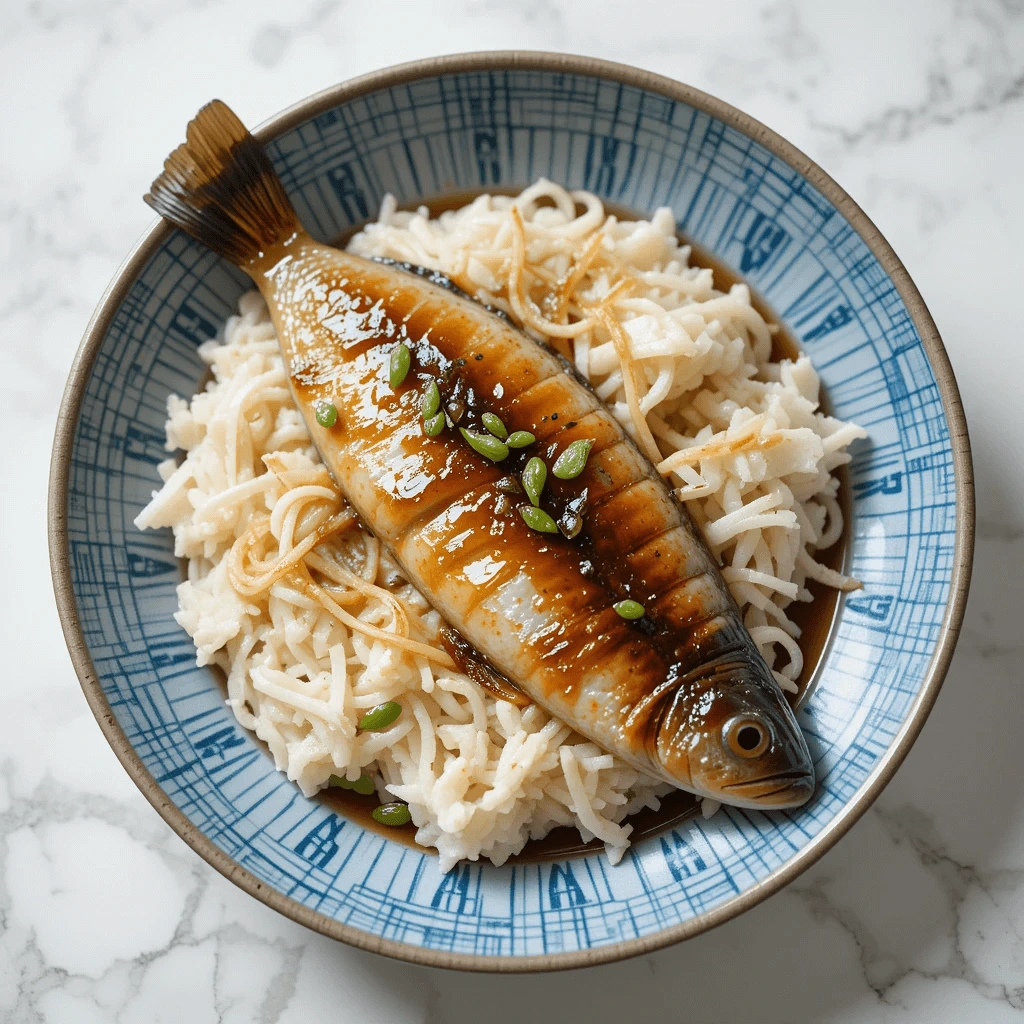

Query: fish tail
[144,100,301,266]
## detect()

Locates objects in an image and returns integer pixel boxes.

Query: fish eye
[723,716,770,758]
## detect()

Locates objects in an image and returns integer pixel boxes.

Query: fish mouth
[719,769,815,808]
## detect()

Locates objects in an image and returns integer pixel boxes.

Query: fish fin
[439,626,532,708]
[144,100,300,266]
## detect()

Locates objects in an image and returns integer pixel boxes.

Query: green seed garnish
[522,457,547,506]
[350,773,375,795]
[421,379,441,418]
[424,411,445,436]
[460,428,509,462]
[506,430,535,448]
[613,599,645,620]
[552,439,594,480]
[328,772,375,795]
[389,343,411,388]
[372,802,412,826]
[358,701,403,731]
[315,401,338,428]
[519,505,559,533]
[481,412,508,440]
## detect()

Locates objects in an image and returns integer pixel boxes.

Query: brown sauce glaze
[193,192,849,860]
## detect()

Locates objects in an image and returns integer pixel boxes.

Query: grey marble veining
[2,0,1021,1020]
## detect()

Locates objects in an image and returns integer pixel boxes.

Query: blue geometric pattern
[63,68,958,960]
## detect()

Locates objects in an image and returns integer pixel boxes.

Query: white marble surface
[3,0,1022,1020]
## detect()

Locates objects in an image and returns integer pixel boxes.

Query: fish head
[655,660,815,809]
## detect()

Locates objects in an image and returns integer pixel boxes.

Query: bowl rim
[48,49,975,973]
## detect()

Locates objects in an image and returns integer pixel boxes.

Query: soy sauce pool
[315,191,852,860]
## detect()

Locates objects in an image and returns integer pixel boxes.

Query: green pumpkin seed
[552,439,593,480]
[358,701,402,731]
[519,505,559,533]
[522,457,547,506]
[424,411,446,436]
[460,428,509,462]
[372,802,412,826]
[350,773,376,795]
[421,379,441,418]
[328,772,376,795]
[481,412,508,440]
[389,343,411,387]
[506,430,535,448]
[314,401,338,428]
[613,599,645,620]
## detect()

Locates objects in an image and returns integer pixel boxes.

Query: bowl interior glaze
[50,53,972,971]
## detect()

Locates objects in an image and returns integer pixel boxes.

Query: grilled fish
[146,101,815,809]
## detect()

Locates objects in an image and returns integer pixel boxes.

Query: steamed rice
[136,181,865,870]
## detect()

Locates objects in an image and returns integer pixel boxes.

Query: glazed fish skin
[145,101,816,809]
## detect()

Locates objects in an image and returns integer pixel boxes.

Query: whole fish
[146,101,815,809]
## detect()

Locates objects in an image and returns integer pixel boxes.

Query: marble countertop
[4,1,1022,1020]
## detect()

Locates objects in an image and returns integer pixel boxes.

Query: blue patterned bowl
[49,53,973,970]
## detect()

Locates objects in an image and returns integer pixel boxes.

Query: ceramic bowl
[49,52,973,971]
